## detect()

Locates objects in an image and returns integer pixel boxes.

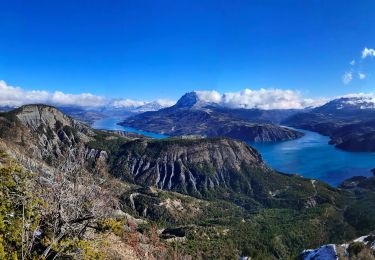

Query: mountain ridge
[120,91,304,142]
[284,96,375,151]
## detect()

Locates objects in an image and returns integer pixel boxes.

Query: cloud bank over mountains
[2,79,375,111]
[111,98,175,109]
[196,89,327,109]
[0,80,174,110]
[0,80,107,107]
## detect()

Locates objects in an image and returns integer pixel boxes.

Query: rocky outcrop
[111,137,268,197]
[0,105,103,173]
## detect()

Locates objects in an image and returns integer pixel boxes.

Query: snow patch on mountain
[334,94,375,109]
[301,244,338,260]
[301,234,375,259]
[111,99,175,112]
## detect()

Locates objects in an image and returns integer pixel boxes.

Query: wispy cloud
[358,72,366,80]
[342,71,353,84]
[111,99,147,108]
[196,89,327,109]
[342,47,374,84]
[362,47,375,59]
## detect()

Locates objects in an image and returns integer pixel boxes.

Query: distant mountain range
[0,100,172,125]
[6,93,375,152]
[284,96,375,152]
[115,92,375,152]
[120,92,304,142]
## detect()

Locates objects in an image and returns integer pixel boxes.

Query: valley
[93,116,375,187]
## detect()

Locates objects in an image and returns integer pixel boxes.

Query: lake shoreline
[93,117,375,186]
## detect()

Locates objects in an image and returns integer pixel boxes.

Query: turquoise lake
[249,128,375,186]
[93,118,375,186]
[92,117,168,139]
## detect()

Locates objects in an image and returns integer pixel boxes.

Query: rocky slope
[111,138,266,195]
[0,105,313,206]
[98,136,352,212]
[121,92,303,142]
[284,97,375,152]
[0,104,101,172]
[3,104,375,259]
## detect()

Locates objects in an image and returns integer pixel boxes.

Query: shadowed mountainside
[120,92,304,142]
[284,97,375,152]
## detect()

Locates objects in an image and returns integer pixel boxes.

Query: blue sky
[0,0,375,103]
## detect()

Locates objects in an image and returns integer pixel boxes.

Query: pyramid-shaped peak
[175,92,200,108]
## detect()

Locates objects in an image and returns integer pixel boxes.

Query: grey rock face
[1,105,99,172]
[110,137,270,197]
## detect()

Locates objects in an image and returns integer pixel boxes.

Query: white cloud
[196,88,326,110]
[0,80,176,110]
[341,93,375,98]
[0,80,49,106]
[111,98,175,109]
[0,80,105,108]
[350,60,356,66]
[362,47,375,59]
[342,71,353,84]
[111,99,147,108]
[358,72,366,80]
[51,91,106,107]
[195,90,222,103]
[154,99,176,107]
[0,80,326,111]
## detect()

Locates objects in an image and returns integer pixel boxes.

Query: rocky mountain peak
[134,101,165,112]
[13,104,93,136]
[14,104,75,130]
[174,92,200,108]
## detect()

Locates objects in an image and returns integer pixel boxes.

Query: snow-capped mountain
[317,96,375,112]
[283,95,375,152]
[132,101,170,112]
[110,99,175,112]
[174,91,218,109]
